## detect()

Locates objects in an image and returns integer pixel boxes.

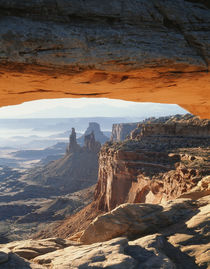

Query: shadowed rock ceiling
[0,0,209,118]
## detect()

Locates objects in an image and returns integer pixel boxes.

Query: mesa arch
[0,0,209,118]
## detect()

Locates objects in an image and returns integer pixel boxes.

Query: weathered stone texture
[95,115,210,211]
[1,193,209,268]
[111,122,138,142]
[0,0,210,117]
[2,195,208,268]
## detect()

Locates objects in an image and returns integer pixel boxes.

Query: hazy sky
[0,98,187,118]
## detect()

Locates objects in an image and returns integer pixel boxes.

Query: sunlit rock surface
[1,195,209,268]
[95,115,210,211]
[0,0,210,117]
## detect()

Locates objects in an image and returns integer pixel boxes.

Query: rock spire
[84,131,101,153]
[66,128,80,153]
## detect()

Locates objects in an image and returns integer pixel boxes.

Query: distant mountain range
[0,117,144,133]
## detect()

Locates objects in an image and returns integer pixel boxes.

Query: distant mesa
[111,114,210,143]
[67,126,101,154]
[110,116,175,142]
[77,122,109,146]
[129,114,210,149]
[15,125,102,198]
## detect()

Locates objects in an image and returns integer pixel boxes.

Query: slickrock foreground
[0,0,210,117]
[0,194,209,268]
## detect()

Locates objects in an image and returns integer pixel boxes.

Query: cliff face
[111,123,138,142]
[66,128,80,154]
[0,0,210,117]
[95,116,210,211]
[1,194,210,268]
[84,132,101,153]
[130,114,210,149]
[111,113,210,143]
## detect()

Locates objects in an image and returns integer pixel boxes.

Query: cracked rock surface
[0,0,210,117]
[0,195,209,268]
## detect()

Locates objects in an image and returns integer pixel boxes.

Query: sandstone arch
[0,0,209,118]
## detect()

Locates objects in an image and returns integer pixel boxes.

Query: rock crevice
[0,0,210,117]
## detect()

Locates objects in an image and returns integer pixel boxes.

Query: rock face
[1,195,209,268]
[0,0,210,117]
[78,195,210,268]
[79,195,209,245]
[132,114,210,140]
[66,128,80,153]
[111,114,210,142]
[77,122,109,146]
[111,122,138,142]
[130,123,210,150]
[84,132,101,153]
[95,115,210,211]
[2,238,73,260]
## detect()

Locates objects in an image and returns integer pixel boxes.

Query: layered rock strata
[111,122,138,142]
[111,114,210,142]
[95,116,210,211]
[95,146,210,211]
[80,194,210,245]
[1,195,209,268]
[0,0,210,117]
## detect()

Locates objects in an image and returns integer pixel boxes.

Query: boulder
[0,196,209,268]
[2,238,73,260]
[79,198,197,244]
[34,237,136,268]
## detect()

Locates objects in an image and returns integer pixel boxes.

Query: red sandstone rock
[95,116,210,211]
[0,1,210,117]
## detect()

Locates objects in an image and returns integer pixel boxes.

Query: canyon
[0,0,210,117]
[0,0,210,267]
[95,115,210,211]
[0,124,105,243]
[19,114,209,269]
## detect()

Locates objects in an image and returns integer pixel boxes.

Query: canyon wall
[111,123,138,142]
[95,116,210,211]
[0,0,210,117]
[138,122,210,137]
